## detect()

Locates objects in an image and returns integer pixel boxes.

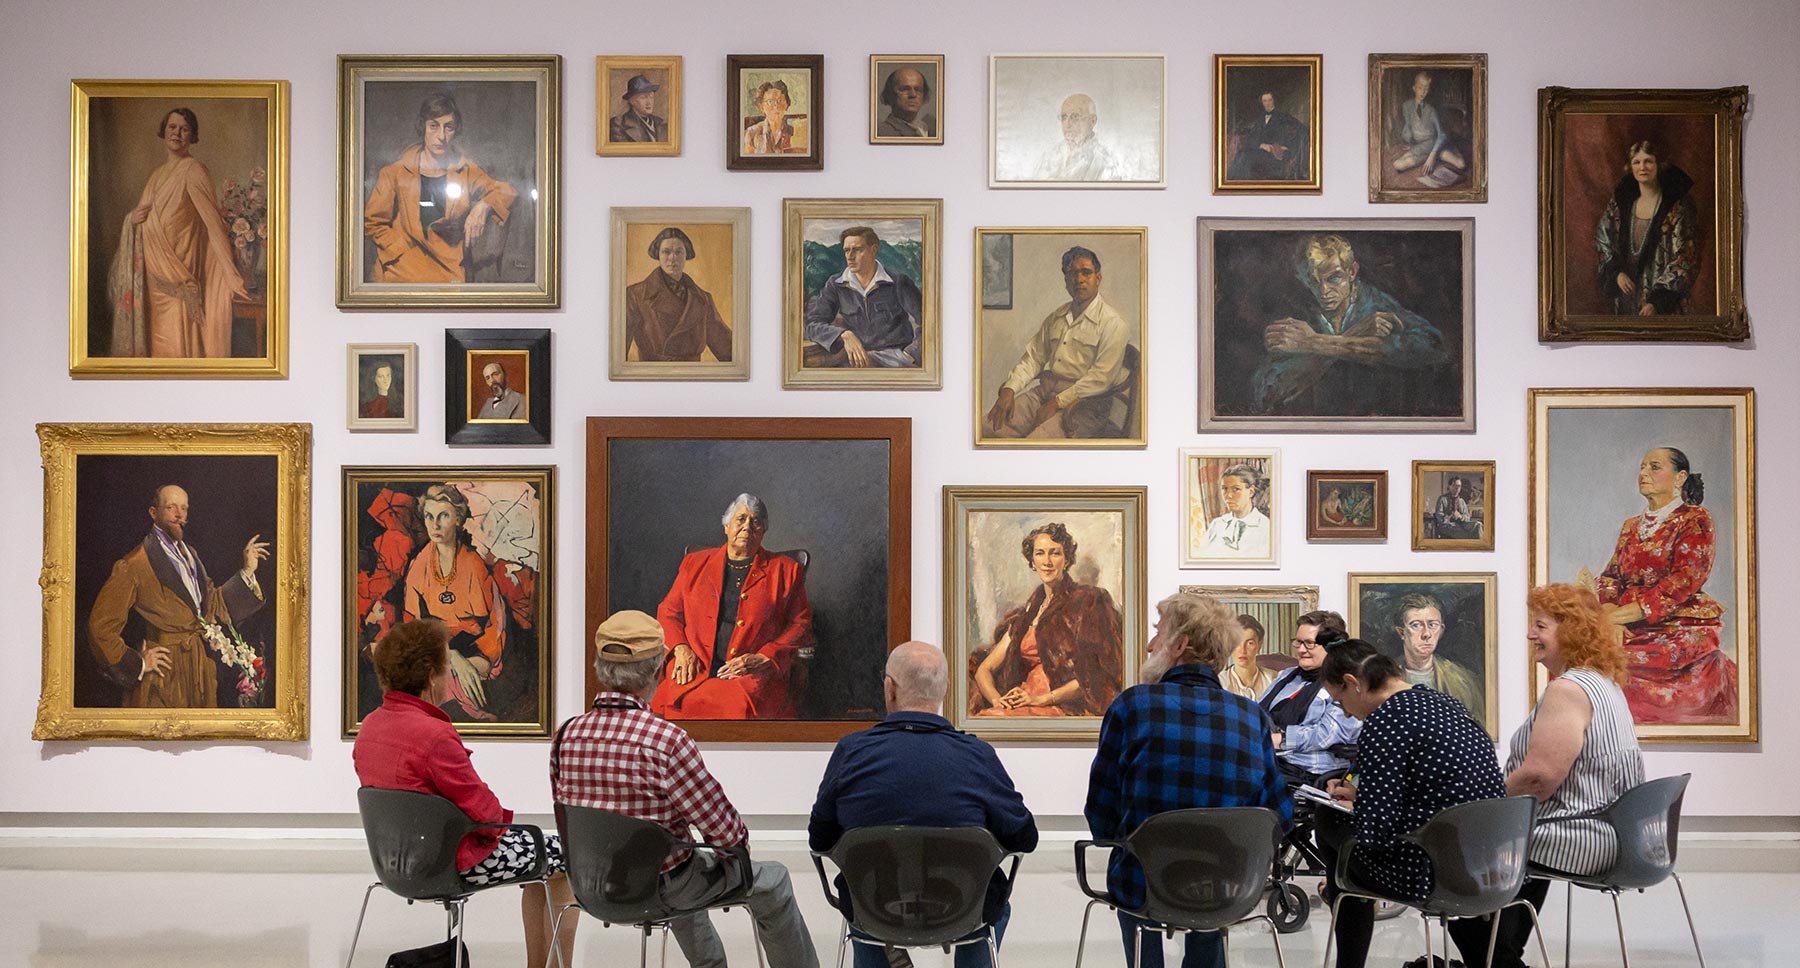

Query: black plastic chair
[345,787,557,968]
[552,803,767,968]
[811,826,1021,968]
[1074,807,1288,968]
[1529,773,1705,968]
[1321,795,1550,968]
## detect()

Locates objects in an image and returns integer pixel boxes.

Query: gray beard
[1140,648,1177,685]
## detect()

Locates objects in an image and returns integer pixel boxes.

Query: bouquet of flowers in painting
[219,167,268,288]
[203,619,267,707]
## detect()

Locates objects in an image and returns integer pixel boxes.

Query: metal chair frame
[344,788,559,968]
[548,805,767,968]
[1074,807,1289,968]
[1320,796,1551,968]
[1529,774,1705,968]
[810,826,1021,968]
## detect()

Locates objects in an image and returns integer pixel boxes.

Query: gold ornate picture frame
[1367,53,1487,203]
[944,485,1146,741]
[69,79,289,379]
[337,55,561,309]
[597,55,681,156]
[1213,54,1322,194]
[1537,86,1748,342]
[1412,459,1495,551]
[35,423,311,741]
[783,197,943,389]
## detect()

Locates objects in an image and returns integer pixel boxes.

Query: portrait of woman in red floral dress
[1584,446,1736,724]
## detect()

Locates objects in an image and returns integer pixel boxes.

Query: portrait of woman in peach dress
[971,522,1123,717]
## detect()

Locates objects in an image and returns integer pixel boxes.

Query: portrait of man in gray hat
[609,72,668,143]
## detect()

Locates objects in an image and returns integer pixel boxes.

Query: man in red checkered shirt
[552,610,818,968]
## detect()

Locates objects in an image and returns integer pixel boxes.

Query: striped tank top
[1506,667,1645,875]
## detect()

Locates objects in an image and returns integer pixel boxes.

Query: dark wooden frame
[1305,470,1389,542]
[340,465,556,738]
[584,416,911,741]
[445,328,551,445]
[726,54,824,172]
[1537,85,1748,342]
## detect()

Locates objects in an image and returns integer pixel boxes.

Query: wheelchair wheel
[1267,881,1309,933]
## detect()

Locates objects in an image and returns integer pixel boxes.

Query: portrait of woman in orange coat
[652,493,813,720]
[362,92,518,284]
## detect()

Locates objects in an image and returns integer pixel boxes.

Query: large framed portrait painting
[337,55,560,309]
[35,423,311,741]
[69,79,289,378]
[1199,217,1474,433]
[342,467,554,737]
[1530,388,1757,743]
[587,417,911,741]
[944,486,1145,740]
[1538,86,1747,342]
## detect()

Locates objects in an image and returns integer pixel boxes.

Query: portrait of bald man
[990,55,1165,187]
[872,60,940,142]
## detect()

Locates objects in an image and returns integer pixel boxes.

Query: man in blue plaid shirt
[1085,590,1292,968]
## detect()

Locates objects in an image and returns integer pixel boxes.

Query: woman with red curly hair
[1448,584,1645,967]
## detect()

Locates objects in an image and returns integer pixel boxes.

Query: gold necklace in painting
[433,547,459,605]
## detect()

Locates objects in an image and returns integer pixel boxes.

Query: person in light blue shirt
[1257,610,1361,781]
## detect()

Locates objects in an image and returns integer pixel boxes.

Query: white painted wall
[2,0,1794,821]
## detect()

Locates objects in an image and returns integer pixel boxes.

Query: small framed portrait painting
[1306,470,1388,543]
[727,54,823,172]
[989,53,1166,189]
[944,485,1146,741]
[1350,571,1499,739]
[783,198,942,389]
[337,55,561,309]
[610,207,751,381]
[973,227,1148,446]
[445,329,551,446]
[347,343,418,432]
[1181,449,1280,569]
[35,423,311,741]
[1214,54,1322,194]
[1537,86,1748,342]
[1412,460,1495,551]
[869,55,943,145]
[69,79,289,378]
[597,55,681,156]
[1368,54,1488,203]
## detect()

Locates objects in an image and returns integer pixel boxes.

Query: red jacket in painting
[651,546,812,720]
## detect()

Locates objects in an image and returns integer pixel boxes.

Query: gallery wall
[2,0,1795,822]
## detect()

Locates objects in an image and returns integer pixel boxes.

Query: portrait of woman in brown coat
[972,521,1124,717]
[623,227,733,362]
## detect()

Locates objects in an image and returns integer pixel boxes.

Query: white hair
[592,653,663,694]
[886,642,948,709]
[721,493,769,529]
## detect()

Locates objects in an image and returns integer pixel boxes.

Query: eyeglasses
[1404,620,1445,633]
[1290,638,1319,650]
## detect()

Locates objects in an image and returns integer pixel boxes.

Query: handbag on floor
[384,938,471,967]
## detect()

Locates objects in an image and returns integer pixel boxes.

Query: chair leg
[452,898,468,968]
[660,923,671,968]
[987,926,1001,968]
[1221,926,1230,966]
[1074,898,1105,968]
[1563,881,1573,968]
[638,925,651,968]
[1484,908,1503,968]
[1133,921,1145,968]
[836,921,849,968]
[547,905,578,968]
[1608,890,1631,968]
[1419,912,1435,968]
[1519,897,1554,968]
[344,882,381,968]
[1321,893,1345,968]
[540,882,567,968]
[1263,915,1288,968]
[1671,872,1708,968]
[746,910,768,968]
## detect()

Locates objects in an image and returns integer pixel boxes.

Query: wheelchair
[1264,746,1358,934]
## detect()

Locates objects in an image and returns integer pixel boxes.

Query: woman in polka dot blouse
[1313,638,1505,968]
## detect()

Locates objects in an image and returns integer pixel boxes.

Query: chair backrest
[1595,773,1689,889]
[1412,795,1535,918]
[1126,807,1281,931]
[559,804,685,925]
[830,826,1005,947]
[356,787,479,902]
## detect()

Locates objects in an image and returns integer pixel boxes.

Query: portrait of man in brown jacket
[86,484,269,708]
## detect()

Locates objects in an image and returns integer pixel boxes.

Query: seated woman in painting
[652,493,813,720]
[1595,140,1700,315]
[971,522,1124,717]
[1578,446,1736,724]
[402,484,508,721]
[109,107,249,359]
[363,92,518,284]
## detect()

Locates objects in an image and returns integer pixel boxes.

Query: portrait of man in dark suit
[610,73,668,143]
[1228,91,1308,181]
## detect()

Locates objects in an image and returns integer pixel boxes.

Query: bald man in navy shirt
[810,641,1038,968]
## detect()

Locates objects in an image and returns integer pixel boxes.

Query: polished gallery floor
[4,836,1793,967]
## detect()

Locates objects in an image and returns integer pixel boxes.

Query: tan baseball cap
[593,610,665,662]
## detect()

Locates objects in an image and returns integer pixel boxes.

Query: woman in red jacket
[353,619,574,967]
